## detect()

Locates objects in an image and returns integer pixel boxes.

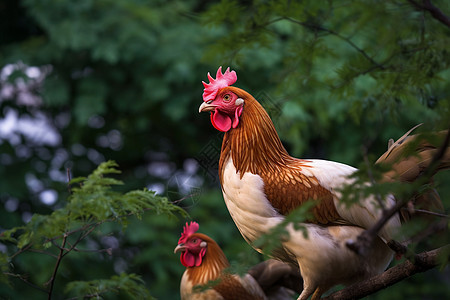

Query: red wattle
[211,110,232,132]
[181,252,195,267]
[180,250,206,268]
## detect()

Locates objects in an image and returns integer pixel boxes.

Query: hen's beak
[174,244,186,254]
[199,102,216,113]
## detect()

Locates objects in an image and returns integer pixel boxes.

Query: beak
[199,102,216,113]
[174,244,186,254]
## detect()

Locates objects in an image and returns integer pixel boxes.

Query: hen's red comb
[178,221,199,244]
[202,66,237,102]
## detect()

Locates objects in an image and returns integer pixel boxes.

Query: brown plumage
[377,125,450,182]
[376,125,449,221]
[175,222,296,300]
[218,87,340,224]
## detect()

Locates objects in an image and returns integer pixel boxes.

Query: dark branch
[5,272,48,294]
[283,17,385,69]
[9,243,33,260]
[67,168,72,194]
[408,0,450,28]
[323,245,449,300]
[61,225,98,258]
[46,233,68,299]
[27,248,58,259]
[404,208,449,219]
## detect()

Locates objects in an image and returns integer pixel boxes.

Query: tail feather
[376,125,450,182]
[376,125,449,221]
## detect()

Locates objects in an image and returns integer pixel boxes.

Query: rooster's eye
[223,94,231,102]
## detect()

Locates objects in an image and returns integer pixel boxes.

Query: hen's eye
[190,239,197,244]
[223,94,231,102]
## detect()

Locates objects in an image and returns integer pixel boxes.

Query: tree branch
[408,0,450,28]
[27,248,58,259]
[284,17,385,69]
[67,167,72,194]
[405,208,449,219]
[323,245,449,300]
[5,272,48,294]
[46,233,68,299]
[61,225,98,258]
[9,243,33,260]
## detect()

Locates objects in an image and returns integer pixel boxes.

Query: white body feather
[221,157,398,299]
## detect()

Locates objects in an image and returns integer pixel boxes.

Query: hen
[198,67,449,299]
[174,221,298,300]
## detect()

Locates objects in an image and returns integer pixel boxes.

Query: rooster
[174,221,298,299]
[198,67,449,299]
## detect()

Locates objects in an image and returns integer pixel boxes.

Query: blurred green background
[0,0,449,299]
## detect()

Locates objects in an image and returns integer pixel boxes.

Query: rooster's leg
[311,287,325,300]
[297,281,316,300]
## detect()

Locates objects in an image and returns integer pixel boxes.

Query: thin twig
[53,239,113,255]
[46,233,68,299]
[347,198,407,256]
[67,168,72,194]
[27,248,58,259]
[9,243,33,260]
[407,218,448,246]
[284,17,385,69]
[62,225,98,258]
[71,247,113,255]
[5,272,48,294]
[402,207,450,219]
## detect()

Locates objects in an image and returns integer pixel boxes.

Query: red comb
[202,66,237,102]
[178,221,199,244]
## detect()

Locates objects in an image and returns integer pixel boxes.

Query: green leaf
[65,273,154,299]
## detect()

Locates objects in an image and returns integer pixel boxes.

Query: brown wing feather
[261,163,340,224]
[213,274,266,300]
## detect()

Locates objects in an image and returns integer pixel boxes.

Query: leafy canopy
[1,161,186,299]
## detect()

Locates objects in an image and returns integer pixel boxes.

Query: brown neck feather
[219,87,293,184]
[216,87,340,222]
[186,233,230,284]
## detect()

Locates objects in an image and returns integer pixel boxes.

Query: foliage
[203,0,449,159]
[0,0,449,299]
[65,273,154,300]
[0,161,185,299]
